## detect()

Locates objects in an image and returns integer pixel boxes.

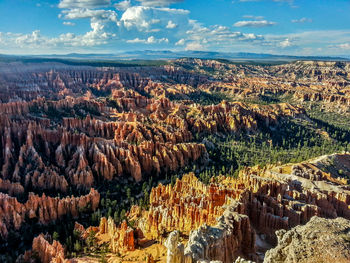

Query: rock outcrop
[0,188,100,238]
[31,234,67,263]
[264,216,350,263]
[164,231,185,263]
[75,216,135,253]
[182,205,256,262]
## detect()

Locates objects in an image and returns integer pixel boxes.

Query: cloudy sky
[0,0,350,56]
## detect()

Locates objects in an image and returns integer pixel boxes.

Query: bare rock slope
[264,216,350,263]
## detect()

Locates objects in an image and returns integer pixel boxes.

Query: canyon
[42,153,350,262]
[0,58,350,262]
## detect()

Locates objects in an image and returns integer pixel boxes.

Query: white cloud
[136,0,184,7]
[166,20,177,29]
[63,21,76,26]
[1,16,116,51]
[114,0,131,10]
[175,38,185,45]
[182,22,265,51]
[233,20,276,27]
[126,36,169,44]
[58,0,110,9]
[279,38,292,48]
[119,6,189,32]
[185,42,204,51]
[4,0,348,56]
[291,17,312,23]
[57,7,118,47]
[15,30,43,46]
[126,37,145,43]
[260,30,350,55]
[61,8,117,20]
[14,2,189,52]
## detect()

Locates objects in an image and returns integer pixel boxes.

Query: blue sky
[0,0,350,55]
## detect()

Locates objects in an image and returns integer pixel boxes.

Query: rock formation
[164,231,184,263]
[0,188,100,238]
[1,59,350,262]
[182,205,256,262]
[82,153,350,262]
[264,216,350,263]
[74,216,135,254]
[31,234,67,263]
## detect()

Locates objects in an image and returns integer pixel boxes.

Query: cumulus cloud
[185,42,204,51]
[58,0,110,9]
[126,36,169,43]
[233,20,276,27]
[175,38,185,45]
[56,4,119,48]
[166,20,177,29]
[114,0,131,10]
[4,0,332,54]
[291,17,312,23]
[119,6,189,32]
[182,22,265,51]
[0,7,118,52]
[60,8,118,20]
[49,2,192,51]
[279,38,292,48]
[15,30,43,46]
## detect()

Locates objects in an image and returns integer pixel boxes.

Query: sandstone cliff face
[31,234,67,263]
[0,188,99,238]
[74,217,136,254]
[264,216,350,263]
[181,205,256,262]
[164,231,185,263]
[131,172,249,242]
[98,217,135,253]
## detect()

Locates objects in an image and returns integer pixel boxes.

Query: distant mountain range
[1,50,349,63]
[36,50,350,61]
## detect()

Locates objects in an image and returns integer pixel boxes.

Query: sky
[0,0,350,56]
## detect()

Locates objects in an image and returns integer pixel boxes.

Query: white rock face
[165,230,185,263]
[166,203,256,263]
